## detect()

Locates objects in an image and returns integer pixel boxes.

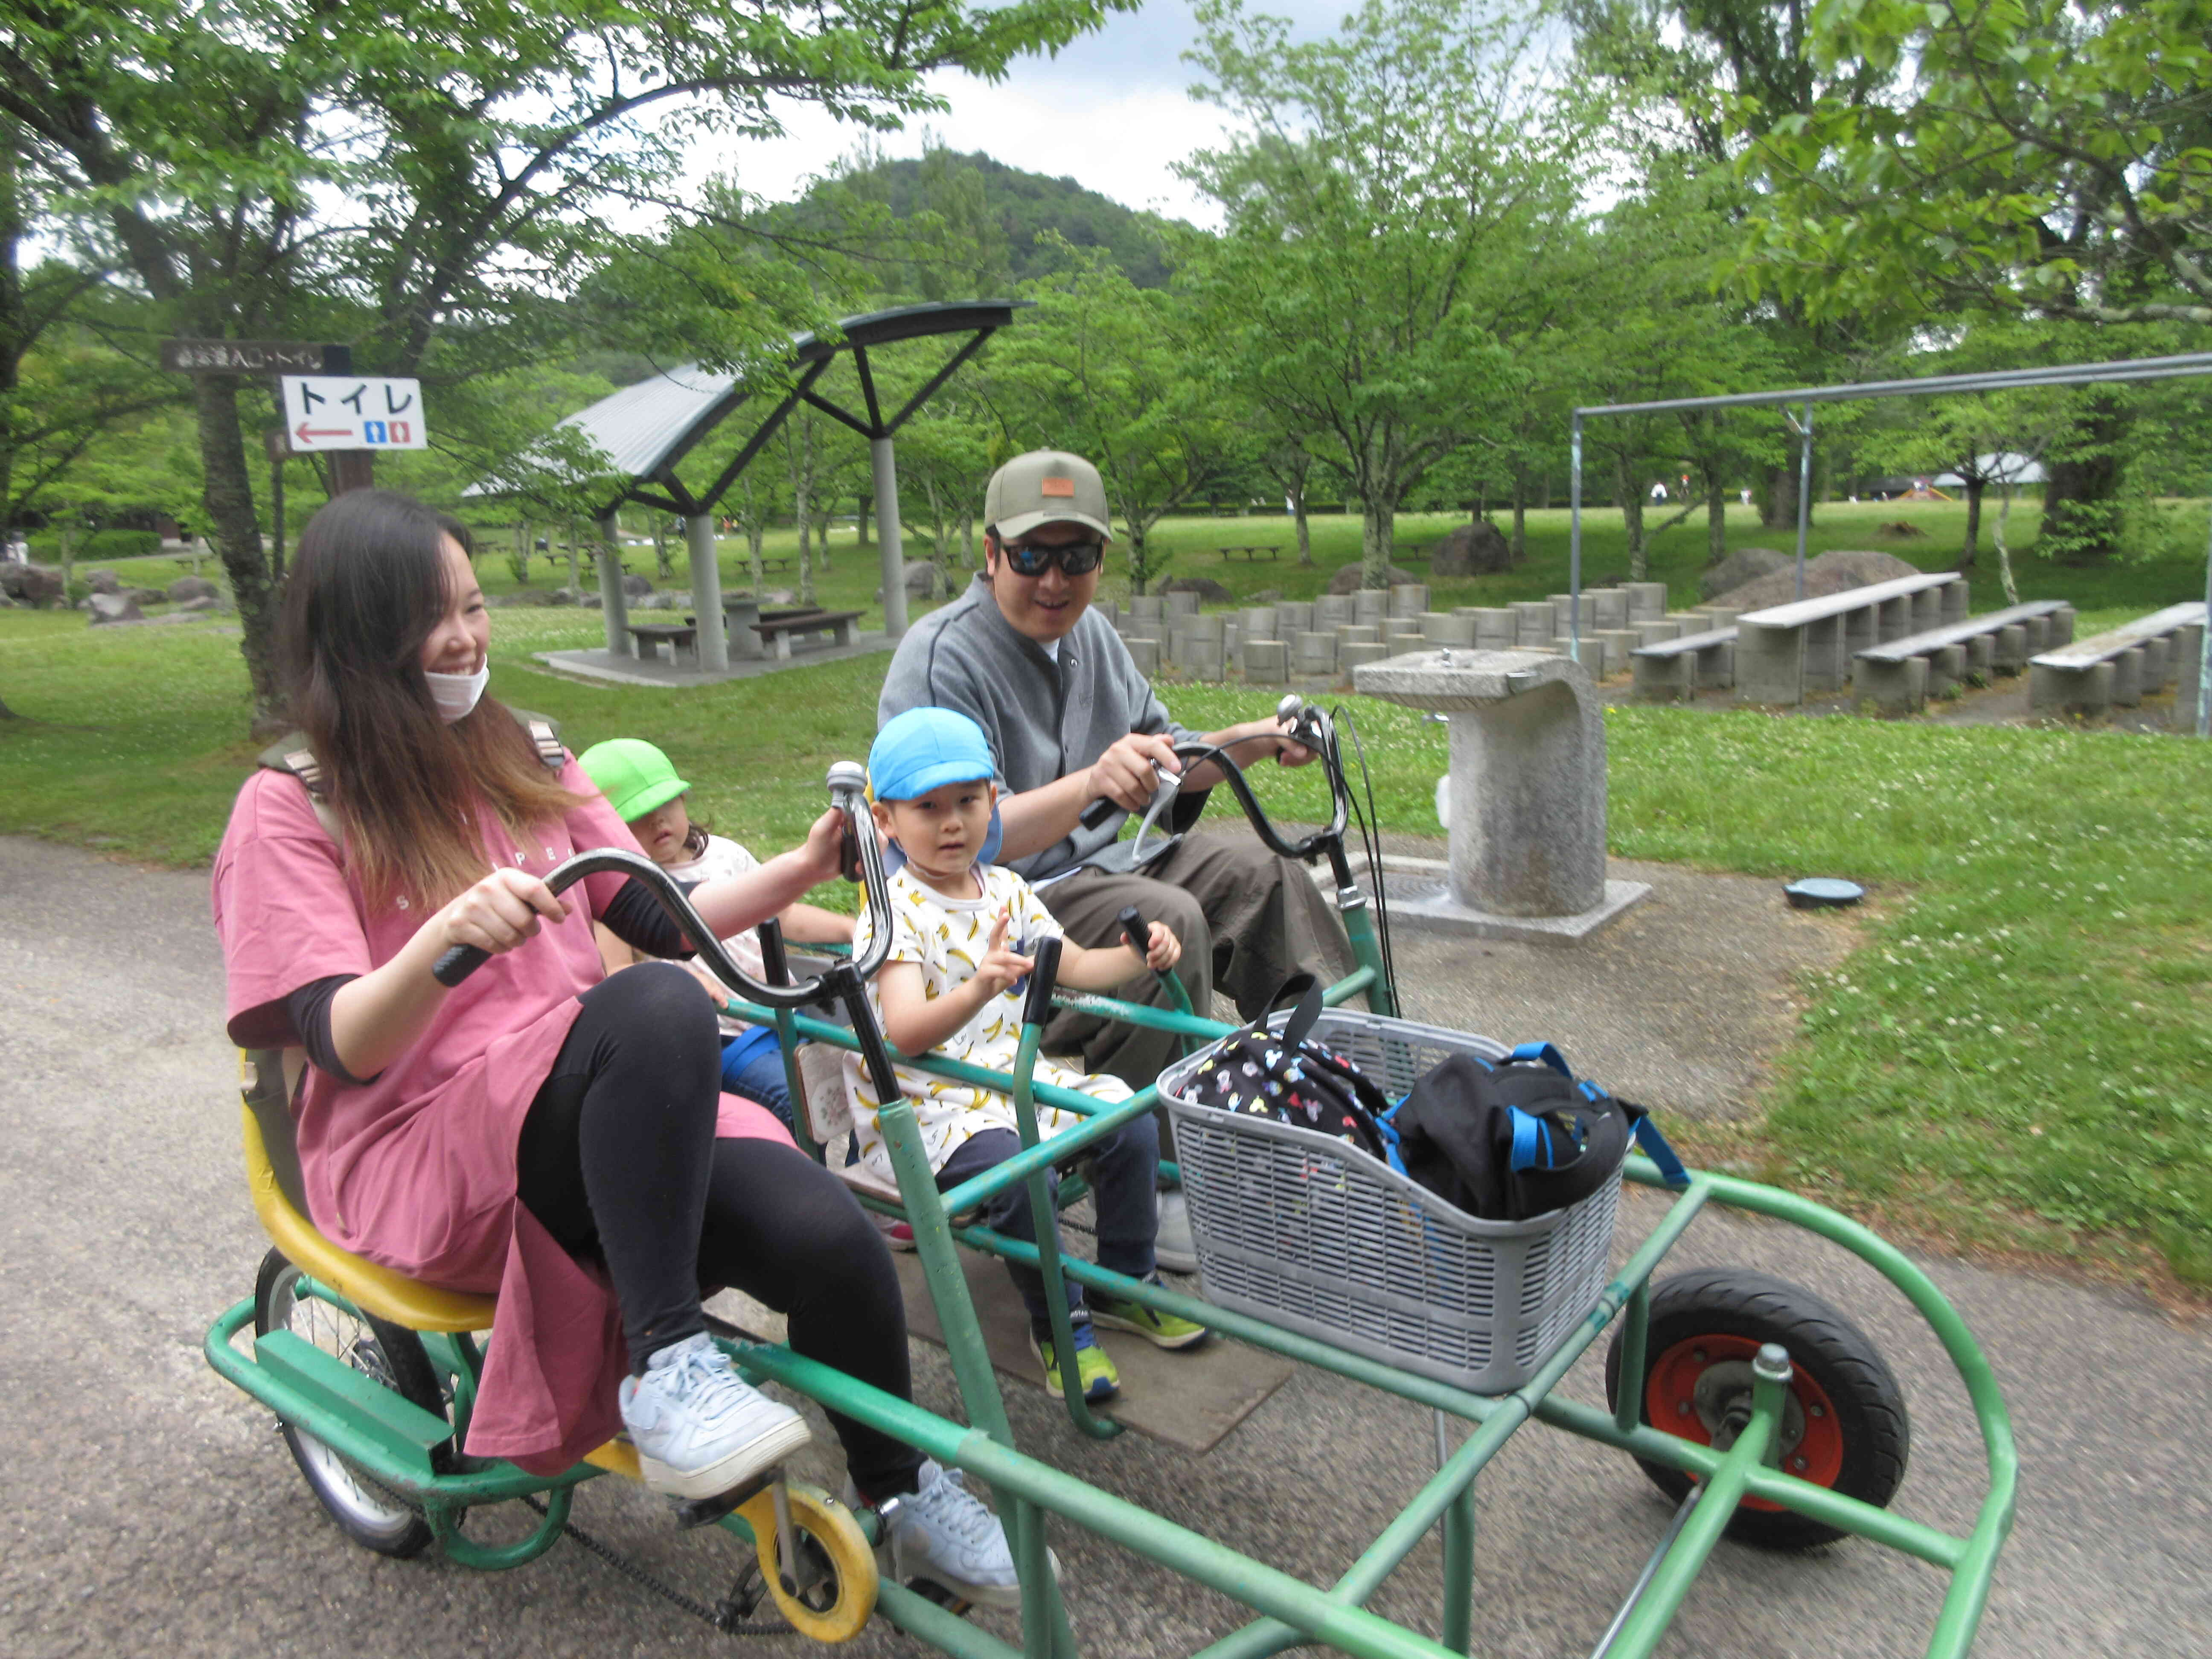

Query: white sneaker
[619,1333,812,1501]
[847,1458,1025,1609]
[1155,1189,1199,1275]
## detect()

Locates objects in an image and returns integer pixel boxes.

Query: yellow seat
[240,1053,497,1333]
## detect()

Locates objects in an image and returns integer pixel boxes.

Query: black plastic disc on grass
[1784,877,1864,910]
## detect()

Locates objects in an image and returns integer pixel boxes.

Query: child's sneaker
[1029,1319,1119,1402]
[618,1332,812,1500]
[1091,1280,1210,1350]
[845,1458,1025,1609]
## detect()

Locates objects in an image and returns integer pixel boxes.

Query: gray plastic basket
[1159,1008,1621,1394]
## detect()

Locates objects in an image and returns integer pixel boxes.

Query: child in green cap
[577,737,853,1129]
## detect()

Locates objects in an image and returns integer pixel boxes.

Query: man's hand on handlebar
[438,867,571,960]
[1084,730,1182,814]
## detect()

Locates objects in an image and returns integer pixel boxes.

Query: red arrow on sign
[296,423,353,442]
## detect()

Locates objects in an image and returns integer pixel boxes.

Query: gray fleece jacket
[876,575,1194,881]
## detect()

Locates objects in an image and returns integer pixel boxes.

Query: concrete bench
[752,607,863,659]
[1630,627,1738,702]
[1218,544,1281,562]
[2029,601,2207,716]
[1735,572,1965,705]
[1851,600,2075,713]
[625,621,698,664]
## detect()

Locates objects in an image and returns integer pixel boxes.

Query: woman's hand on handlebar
[437,867,571,961]
[797,806,850,887]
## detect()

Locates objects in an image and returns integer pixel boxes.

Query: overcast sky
[693,2,1356,226]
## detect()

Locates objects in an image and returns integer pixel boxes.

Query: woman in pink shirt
[212,489,1019,1607]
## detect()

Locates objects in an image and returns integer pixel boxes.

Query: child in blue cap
[851,707,1209,1402]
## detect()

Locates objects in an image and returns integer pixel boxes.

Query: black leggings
[515,964,921,1499]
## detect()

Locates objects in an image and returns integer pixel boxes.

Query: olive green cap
[984,450,1115,543]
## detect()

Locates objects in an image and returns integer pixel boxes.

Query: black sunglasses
[1000,537,1105,578]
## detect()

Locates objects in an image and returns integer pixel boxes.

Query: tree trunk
[1762,459,1798,532]
[1960,478,1983,569]
[1707,481,1726,565]
[191,374,283,722]
[1991,483,2022,605]
[651,513,673,581]
[565,521,579,593]
[2040,393,2127,563]
[1359,500,1391,588]
[960,512,976,570]
[1615,453,1647,581]
[1510,467,1528,562]
[857,491,870,547]
[58,515,73,601]
[1292,486,1312,565]
[792,423,816,605]
[512,519,529,582]
[922,476,952,584]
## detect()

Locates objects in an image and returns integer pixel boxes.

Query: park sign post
[279,375,428,452]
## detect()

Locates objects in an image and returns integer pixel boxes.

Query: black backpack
[1181,984,1392,1159]
[1387,1043,1641,1222]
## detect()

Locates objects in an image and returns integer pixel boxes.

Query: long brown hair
[279,489,578,905]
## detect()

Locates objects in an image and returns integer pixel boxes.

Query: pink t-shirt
[212,755,791,1473]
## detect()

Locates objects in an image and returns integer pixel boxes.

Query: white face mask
[423,663,489,723]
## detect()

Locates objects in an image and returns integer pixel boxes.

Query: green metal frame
[205,738,2011,1656]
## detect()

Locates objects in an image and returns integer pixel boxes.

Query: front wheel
[738,1483,878,1643]
[1604,1267,1910,1550]
[253,1248,450,1557]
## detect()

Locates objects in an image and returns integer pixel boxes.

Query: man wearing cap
[877,451,1357,1258]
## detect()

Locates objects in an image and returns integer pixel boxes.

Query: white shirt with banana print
[844,862,1133,1183]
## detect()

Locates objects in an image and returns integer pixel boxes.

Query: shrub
[26,527,164,559]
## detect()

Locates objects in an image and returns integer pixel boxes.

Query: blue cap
[870,707,998,801]
[870,707,1005,871]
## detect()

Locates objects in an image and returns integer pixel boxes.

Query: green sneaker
[1029,1321,1120,1402]
[1090,1283,1210,1351]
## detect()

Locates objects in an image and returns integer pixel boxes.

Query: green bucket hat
[576,738,690,822]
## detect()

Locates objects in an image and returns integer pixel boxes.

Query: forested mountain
[775,147,1179,294]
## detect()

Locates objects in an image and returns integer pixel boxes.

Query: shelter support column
[873,436,908,639]
[597,512,633,658]
[685,514,729,674]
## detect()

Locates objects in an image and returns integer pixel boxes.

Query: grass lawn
[4,503,2207,1298]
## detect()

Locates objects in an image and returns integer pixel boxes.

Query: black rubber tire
[253,1248,451,1558]
[1604,1266,1910,1550]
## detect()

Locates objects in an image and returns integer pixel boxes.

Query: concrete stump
[1244,638,1289,683]
[1693,606,1740,634]
[1337,623,1380,646]
[1242,606,1279,641]
[1857,655,1928,716]
[1167,590,1201,617]
[1339,641,1390,675]
[1994,625,2029,673]
[2175,623,2205,728]
[1388,583,1429,618]
[1592,588,1629,630]
[1295,631,1339,675]
[2111,646,2145,707]
[1910,588,1943,631]
[1625,582,1668,622]
[1353,650,1647,942]
[1549,593,1598,631]
[1665,611,1710,636]
[1130,595,1166,627]
[1965,635,1994,681]
[1802,615,1848,692]
[1593,629,1641,677]
[1633,619,1682,647]
[2023,616,2051,651]
[1186,612,1224,643]
[1556,636,1607,678]
[1697,639,1737,689]
[1632,651,1695,704]
[1223,622,1240,664]
[1354,590,1387,626]
[2140,636,2170,693]
[1125,637,1161,677]
[1512,601,1558,646]
[1385,627,1427,655]
[2049,605,2077,646]
[1164,623,1187,666]
[2031,660,2113,716]
[1735,621,1805,705]
[1465,607,1516,649]
[1941,580,1970,624]
[1842,604,1879,667]
[1875,596,1910,643]
[1928,643,1969,696]
[1421,611,1477,646]
[1279,600,1318,634]
[1309,597,1348,629]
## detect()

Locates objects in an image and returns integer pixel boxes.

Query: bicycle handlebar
[430,763,895,1000]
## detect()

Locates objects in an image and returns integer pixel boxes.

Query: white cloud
[684,1,1355,223]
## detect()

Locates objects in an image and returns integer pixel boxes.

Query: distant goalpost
[1568,351,2212,736]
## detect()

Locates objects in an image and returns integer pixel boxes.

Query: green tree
[1181,0,1591,588]
[2,0,1130,721]
[991,245,1240,594]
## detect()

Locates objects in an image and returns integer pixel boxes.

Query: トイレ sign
[279,375,429,451]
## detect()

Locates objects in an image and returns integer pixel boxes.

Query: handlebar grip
[1116,905,1152,962]
[1022,936,1063,1028]
[1079,796,1119,830]
[432,943,489,987]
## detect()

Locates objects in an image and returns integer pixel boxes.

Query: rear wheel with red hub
[1604,1268,1910,1550]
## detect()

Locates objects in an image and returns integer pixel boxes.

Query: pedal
[670,1466,777,1531]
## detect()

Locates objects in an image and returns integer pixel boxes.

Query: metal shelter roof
[507,300,1027,517]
